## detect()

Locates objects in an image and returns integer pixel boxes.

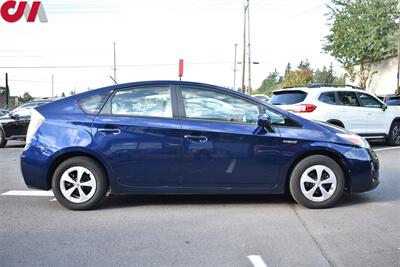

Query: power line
[0,62,234,69]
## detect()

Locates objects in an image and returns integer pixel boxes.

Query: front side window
[318,92,336,105]
[112,87,172,118]
[182,88,259,124]
[358,93,382,108]
[337,91,360,107]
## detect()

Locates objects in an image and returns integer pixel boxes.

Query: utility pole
[241,1,249,94]
[5,73,9,107]
[51,75,54,98]
[397,16,400,94]
[233,44,238,90]
[113,42,117,83]
[247,0,252,95]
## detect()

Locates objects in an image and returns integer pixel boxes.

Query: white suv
[270,84,400,145]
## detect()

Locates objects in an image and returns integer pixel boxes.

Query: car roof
[273,86,369,95]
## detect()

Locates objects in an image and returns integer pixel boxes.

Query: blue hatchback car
[21,81,379,210]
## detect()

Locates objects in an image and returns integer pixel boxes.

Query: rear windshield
[270,91,307,105]
[387,97,400,106]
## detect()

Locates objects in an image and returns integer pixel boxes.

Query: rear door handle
[184,135,208,143]
[98,128,121,135]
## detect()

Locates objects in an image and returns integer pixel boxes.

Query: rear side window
[318,92,336,105]
[270,91,307,105]
[386,97,400,106]
[111,87,172,118]
[79,93,110,115]
[337,91,360,107]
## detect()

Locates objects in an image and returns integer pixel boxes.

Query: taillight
[292,104,317,113]
[25,109,45,146]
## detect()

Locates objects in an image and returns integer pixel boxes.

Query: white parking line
[226,159,237,173]
[1,190,54,197]
[374,147,400,152]
[247,255,268,267]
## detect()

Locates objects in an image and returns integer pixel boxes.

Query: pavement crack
[290,204,336,267]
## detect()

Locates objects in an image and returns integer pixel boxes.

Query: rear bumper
[20,144,52,191]
[344,147,380,193]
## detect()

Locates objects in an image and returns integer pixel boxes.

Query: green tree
[323,0,399,89]
[61,92,66,98]
[18,92,34,103]
[314,64,336,84]
[256,69,282,96]
[69,90,76,96]
[283,59,314,87]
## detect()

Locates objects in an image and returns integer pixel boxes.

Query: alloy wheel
[300,165,337,202]
[392,125,400,145]
[60,166,97,204]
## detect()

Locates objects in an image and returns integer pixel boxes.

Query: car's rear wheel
[0,128,7,148]
[289,155,345,209]
[52,157,108,210]
[387,121,400,146]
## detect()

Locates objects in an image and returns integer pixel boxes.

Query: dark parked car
[21,81,379,210]
[0,100,53,148]
[386,95,400,107]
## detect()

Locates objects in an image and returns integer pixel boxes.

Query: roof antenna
[110,75,118,85]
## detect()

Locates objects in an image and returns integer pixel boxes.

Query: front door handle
[98,128,121,135]
[184,135,208,143]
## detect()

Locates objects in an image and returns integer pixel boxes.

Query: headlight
[337,133,370,148]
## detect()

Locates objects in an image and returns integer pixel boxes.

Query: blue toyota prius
[20,81,379,210]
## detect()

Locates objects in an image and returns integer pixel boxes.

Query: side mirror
[382,104,388,111]
[258,114,274,132]
[10,112,19,120]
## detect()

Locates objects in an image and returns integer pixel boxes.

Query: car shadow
[98,190,396,210]
[100,194,294,210]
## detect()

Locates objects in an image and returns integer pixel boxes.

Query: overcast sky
[0,0,340,97]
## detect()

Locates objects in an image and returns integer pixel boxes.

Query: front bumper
[344,147,380,193]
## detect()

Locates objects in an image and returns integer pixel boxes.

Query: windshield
[270,91,308,105]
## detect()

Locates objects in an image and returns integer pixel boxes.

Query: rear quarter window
[79,93,110,115]
[270,91,307,105]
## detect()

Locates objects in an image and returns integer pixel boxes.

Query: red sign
[179,59,184,78]
[1,1,48,23]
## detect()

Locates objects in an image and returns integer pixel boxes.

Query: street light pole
[397,17,400,94]
[241,1,249,94]
[233,44,238,90]
[247,0,252,95]
[113,42,117,83]
[5,73,9,107]
[51,74,54,98]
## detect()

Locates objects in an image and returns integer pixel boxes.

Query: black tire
[289,155,345,209]
[327,120,345,128]
[0,128,7,148]
[387,121,400,146]
[52,157,108,210]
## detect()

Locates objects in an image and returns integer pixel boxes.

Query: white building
[348,55,398,95]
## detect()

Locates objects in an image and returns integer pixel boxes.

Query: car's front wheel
[52,157,108,210]
[387,121,400,146]
[289,155,345,209]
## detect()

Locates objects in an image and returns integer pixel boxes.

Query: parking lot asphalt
[0,141,399,267]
